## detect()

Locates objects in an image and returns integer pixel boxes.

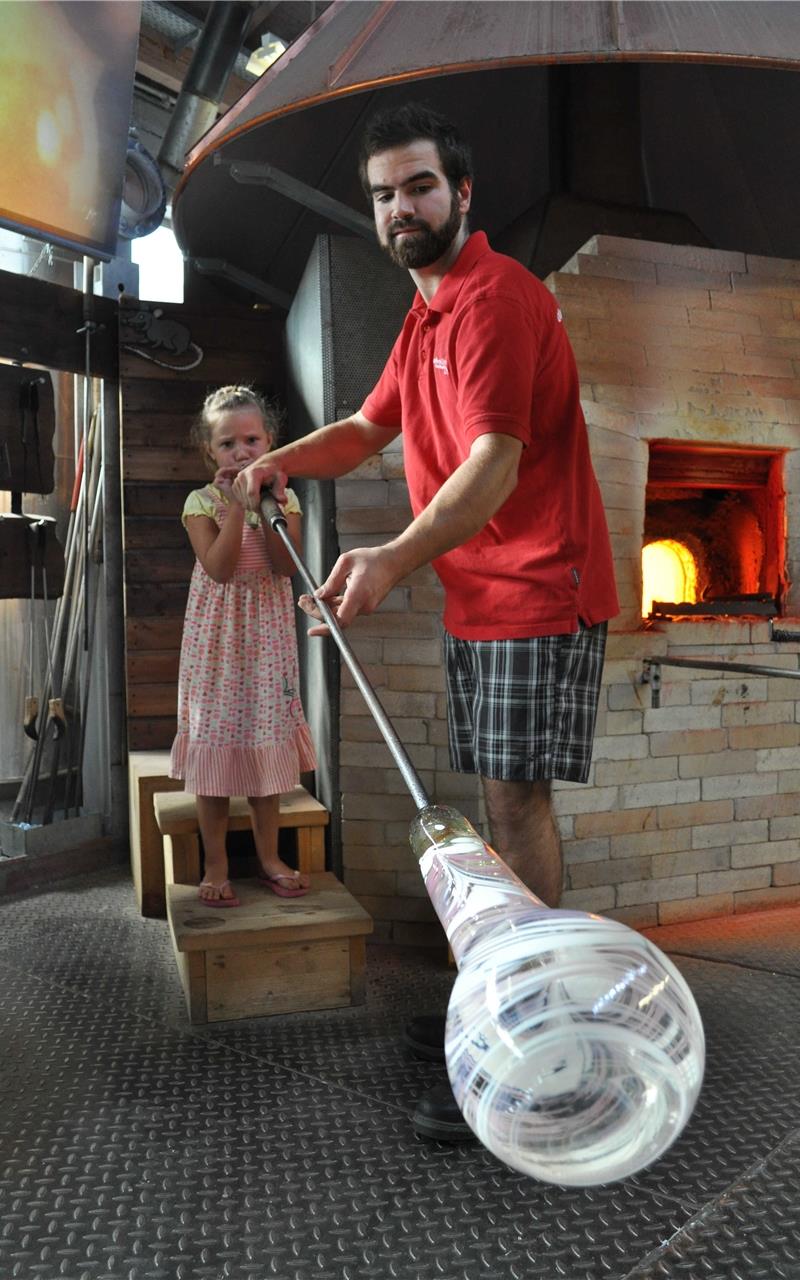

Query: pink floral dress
[169,484,316,796]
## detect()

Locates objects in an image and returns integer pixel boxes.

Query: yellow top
[182,484,302,528]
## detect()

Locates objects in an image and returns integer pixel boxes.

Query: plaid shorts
[444,622,608,783]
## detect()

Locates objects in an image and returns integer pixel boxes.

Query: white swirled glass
[411,806,705,1187]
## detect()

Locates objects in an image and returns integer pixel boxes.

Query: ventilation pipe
[158,3,253,191]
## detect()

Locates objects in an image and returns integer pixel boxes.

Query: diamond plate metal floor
[2,869,800,1280]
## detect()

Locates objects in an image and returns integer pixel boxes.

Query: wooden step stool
[167,875,373,1024]
[128,751,184,917]
[153,787,329,889]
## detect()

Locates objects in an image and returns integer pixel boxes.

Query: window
[130,223,184,303]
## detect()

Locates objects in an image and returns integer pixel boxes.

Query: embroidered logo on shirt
[556,307,563,323]
[433,356,449,376]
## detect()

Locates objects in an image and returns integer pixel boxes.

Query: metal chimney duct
[158,2,252,191]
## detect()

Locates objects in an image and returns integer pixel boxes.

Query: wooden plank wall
[120,300,285,750]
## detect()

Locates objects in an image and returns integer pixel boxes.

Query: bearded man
[236,101,619,1142]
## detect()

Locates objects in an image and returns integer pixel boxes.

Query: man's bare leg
[480,776,563,908]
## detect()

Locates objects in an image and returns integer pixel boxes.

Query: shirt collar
[411,231,491,318]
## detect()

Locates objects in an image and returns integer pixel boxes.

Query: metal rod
[260,492,431,812]
[642,655,800,681]
[220,158,376,239]
[769,621,800,644]
[65,465,105,816]
[80,257,94,655]
[191,258,292,310]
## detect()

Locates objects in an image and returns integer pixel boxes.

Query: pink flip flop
[198,878,241,908]
[257,869,309,898]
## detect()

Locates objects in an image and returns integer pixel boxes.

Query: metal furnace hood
[171,0,800,304]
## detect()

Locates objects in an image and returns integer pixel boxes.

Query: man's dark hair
[358,102,473,197]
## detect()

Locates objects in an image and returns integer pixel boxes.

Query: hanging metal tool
[64,436,105,817]
[41,435,101,826]
[22,533,66,827]
[78,258,97,656]
[21,520,54,742]
[18,375,46,495]
[11,442,86,825]
[39,529,59,744]
[41,634,67,826]
[33,261,101,824]
[23,526,40,741]
[42,415,103,825]
[18,377,29,495]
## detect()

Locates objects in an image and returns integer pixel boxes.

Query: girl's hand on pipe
[213,466,239,499]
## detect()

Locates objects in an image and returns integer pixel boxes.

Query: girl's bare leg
[248,794,310,888]
[196,795,236,901]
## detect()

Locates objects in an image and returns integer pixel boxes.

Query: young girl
[170,385,317,907]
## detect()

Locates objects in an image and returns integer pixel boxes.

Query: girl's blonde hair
[192,385,283,472]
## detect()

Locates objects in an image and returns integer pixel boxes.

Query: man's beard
[381,191,463,269]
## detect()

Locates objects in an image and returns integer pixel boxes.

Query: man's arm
[234,412,400,508]
[302,431,523,632]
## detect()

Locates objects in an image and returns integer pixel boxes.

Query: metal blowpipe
[260,489,705,1186]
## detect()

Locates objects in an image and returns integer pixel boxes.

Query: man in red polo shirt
[237,102,619,1140]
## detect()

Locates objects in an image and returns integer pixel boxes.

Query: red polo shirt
[361,231,619,640]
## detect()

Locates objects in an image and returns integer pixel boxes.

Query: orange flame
[642,540,698,617]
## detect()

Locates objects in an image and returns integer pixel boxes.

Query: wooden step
[127,747,330,919]
[128,750,184,918]
[154,787,328,834]
[167,873,373,1024]
[153,785,329,892]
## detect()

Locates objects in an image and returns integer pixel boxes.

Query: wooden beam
[0,269,117,379]
[245,3,283,42]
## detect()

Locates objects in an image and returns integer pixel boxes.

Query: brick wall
[552,235,800,927]
[336,234,800,942]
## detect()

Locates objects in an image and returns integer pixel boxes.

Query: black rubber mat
[1,868,800,1279]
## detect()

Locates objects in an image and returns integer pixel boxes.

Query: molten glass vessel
[259,492,705,1189]
[411,806,705,1187]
